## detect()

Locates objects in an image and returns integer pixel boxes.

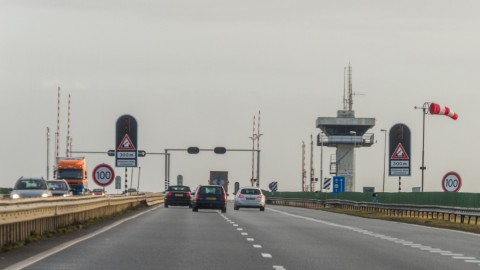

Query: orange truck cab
[55,157,88,195]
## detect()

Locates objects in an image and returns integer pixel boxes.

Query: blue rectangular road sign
[333,176,345,194]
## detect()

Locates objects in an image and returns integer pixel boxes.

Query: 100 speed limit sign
[442,171,462,192]
[92,164,115,187]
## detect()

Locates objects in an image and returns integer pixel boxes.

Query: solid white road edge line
[4,205,161,270]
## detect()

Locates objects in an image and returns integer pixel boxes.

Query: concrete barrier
[0,193,164,248]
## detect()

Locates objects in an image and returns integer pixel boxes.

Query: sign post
[269,181,278,192]
[442,171,462,192]
[116,115,138,194]
[92,164,115,187]
[116,115,138,168]
[388,124,411,192]
[333,176,345,194]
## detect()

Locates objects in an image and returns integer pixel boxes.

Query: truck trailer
[209,171,229,194]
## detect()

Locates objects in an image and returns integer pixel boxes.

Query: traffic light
[214,147,227,154]
[123,116,131,133]
[395,126,404,140]
[187,147,200,154]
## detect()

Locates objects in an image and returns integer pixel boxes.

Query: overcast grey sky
[1,0,478,193]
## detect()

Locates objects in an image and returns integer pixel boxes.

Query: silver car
[10,177,52,199]
[47,180,73,197]
[234,187,265,211]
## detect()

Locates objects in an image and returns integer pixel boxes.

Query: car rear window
[240,189,261,195]
[48,181,68,190]
[169,186,191,192]
[15,180,47,190]
[200,186,223,195]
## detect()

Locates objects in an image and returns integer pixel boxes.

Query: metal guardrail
[266,197,480,225]
[0,193,164,248]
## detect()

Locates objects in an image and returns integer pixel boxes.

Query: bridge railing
[0,193,164,248]
[266,197,480,225]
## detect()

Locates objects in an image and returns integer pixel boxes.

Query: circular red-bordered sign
[441,171,462,192]
[92,164,115,187]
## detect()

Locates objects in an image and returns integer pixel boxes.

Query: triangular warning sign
[391,143,409,159]
[118,134,136,150]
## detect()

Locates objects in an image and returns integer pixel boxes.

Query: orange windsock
[429,103,458,120]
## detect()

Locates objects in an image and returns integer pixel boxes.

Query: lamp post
[46,127,50,179]
[380,129,387,192]
[349,131,356,191]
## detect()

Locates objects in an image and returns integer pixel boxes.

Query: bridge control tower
[315,66,375,191]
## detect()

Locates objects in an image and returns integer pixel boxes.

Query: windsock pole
[415,101,459,192]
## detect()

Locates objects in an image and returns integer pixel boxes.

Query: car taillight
[196,192,200,200]
[238,194,245,198]
[223,192,227,201]
[186,192,191,197]
[167,192,172,197]
[257,194,263,198]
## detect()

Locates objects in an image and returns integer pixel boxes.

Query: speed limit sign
[92,164,115,187]
[441,171,462,192]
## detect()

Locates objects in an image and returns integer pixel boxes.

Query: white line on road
[253,245,262,248]
[247,238,255,241]
[262,253,272,258]
[267,207,478,269]
[441,253,464,256]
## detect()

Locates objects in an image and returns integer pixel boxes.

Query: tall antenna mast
[257,111,261,151]
[56,87,61,160]
[343,67,347,110]
[250,115,256,186]
[348,65,353,111]
[66,94,71,157]
[256,110,262,188]
[342,64,354,111]
[302,141,306,192]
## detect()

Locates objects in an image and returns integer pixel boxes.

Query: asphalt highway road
[2,202,480,270]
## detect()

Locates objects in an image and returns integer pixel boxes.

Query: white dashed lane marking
[269,208,480,269]
[219,212,286,269]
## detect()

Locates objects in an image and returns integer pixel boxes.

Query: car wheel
[221,207,227,213]
[193,206,198,212]
[164,203,169,208]
[260,206,265,211]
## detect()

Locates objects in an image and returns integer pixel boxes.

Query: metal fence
[266,197,480,225]
[0,193,164,248]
